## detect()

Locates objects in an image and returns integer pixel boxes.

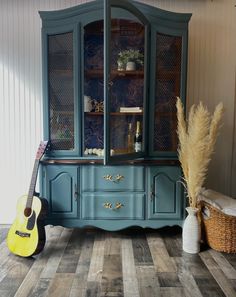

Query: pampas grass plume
[176,97,224,208]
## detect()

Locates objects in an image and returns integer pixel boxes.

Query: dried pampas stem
[176,97,224,208]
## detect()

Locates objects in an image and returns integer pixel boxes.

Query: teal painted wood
[41,29,49,146]
[133,1,192,25]
[148,166,183,220]
[40,0,191,162]
[76,23,82,157]
[108,0,149,25]
[44,165,78,219]
[81,166,145,192]
[39,165,45,200]
[39,1,192,230]
[39,1,103,27]
[148,24,189,158]
[44,218,183,231]
[104,0,149,164]
[39,0,191,24]
[104,0,110,165]
[42,23,80,158]
[81,192,145,220]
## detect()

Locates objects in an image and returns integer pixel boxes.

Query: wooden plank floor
[1,225,236,297]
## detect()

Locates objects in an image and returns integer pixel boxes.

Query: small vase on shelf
[182,206,200,254]
[126,61,136,71]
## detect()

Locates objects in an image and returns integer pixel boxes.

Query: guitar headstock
[36,141,49,160]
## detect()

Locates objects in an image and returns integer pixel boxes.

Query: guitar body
[7,195,48,257]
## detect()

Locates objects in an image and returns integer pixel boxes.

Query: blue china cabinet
[39,0,191,230]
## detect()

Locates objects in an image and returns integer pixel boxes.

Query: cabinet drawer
[81,193,145,220]
[81,166,144,191]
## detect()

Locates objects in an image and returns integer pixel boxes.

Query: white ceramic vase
[182,207,200,254]
[126,61,136,71]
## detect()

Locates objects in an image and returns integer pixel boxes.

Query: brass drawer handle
[103,202,124,210]
[103,174,113,181]
[115,202,124,210]
[103,202,112,209]
[116,174,124,182]
[103,174,124,183]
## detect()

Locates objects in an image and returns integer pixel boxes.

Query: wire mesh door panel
[48,32,75,151]
[154,33,182,153]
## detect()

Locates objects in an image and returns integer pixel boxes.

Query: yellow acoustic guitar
[7,141,49,257]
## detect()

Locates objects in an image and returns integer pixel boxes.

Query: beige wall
[231,71,236,195]
[150,0,236,196]
[0,0,235,223]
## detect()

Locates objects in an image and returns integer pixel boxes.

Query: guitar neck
[26,159,40,208]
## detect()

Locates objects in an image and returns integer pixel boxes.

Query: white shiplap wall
[0,0,235,224]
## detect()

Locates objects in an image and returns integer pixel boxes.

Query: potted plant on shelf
[176,97,223,254]
[117,49,144,71]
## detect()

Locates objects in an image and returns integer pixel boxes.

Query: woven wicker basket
[198,200,236,253]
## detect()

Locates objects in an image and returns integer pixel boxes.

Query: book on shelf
[119,107,143,113]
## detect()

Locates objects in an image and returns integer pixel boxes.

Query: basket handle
[202,205,211,220]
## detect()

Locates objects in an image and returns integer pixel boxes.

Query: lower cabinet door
[148,166,183,219]
[81,193,145,220]
[43,165,78,219]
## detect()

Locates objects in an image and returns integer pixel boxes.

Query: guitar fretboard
[26,159,40,209]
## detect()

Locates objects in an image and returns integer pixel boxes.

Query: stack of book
[119,107,143,113]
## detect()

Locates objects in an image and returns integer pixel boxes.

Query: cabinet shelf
[84,112,103,116]
[50,69,144,78]
[51,69,179,80]
[157,69,181,79]
[85,69,144,78]
[84,112,143,116]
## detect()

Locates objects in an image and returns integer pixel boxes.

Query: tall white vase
[182,207,200,254]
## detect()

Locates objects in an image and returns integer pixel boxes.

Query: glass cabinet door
[83,20,104,158]
[109,17,145,157]
[149,27,185,156]
[47,32,75,151]
[104,1,149,163]
[42,1,190,161]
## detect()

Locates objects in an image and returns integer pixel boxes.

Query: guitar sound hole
[24,208,32,217]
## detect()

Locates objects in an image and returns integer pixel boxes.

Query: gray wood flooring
[0,225,236,297]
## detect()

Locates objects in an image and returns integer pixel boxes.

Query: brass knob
[114,202,124,210]
[103,174,113,181]
[103,202,112,209]
[115,174,124,182]
[103,202,124,210]
[103,174,124,183]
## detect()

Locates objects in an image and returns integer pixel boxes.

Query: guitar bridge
[15,230,31,238]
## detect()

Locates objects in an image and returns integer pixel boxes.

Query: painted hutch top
[39,0,191,165]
